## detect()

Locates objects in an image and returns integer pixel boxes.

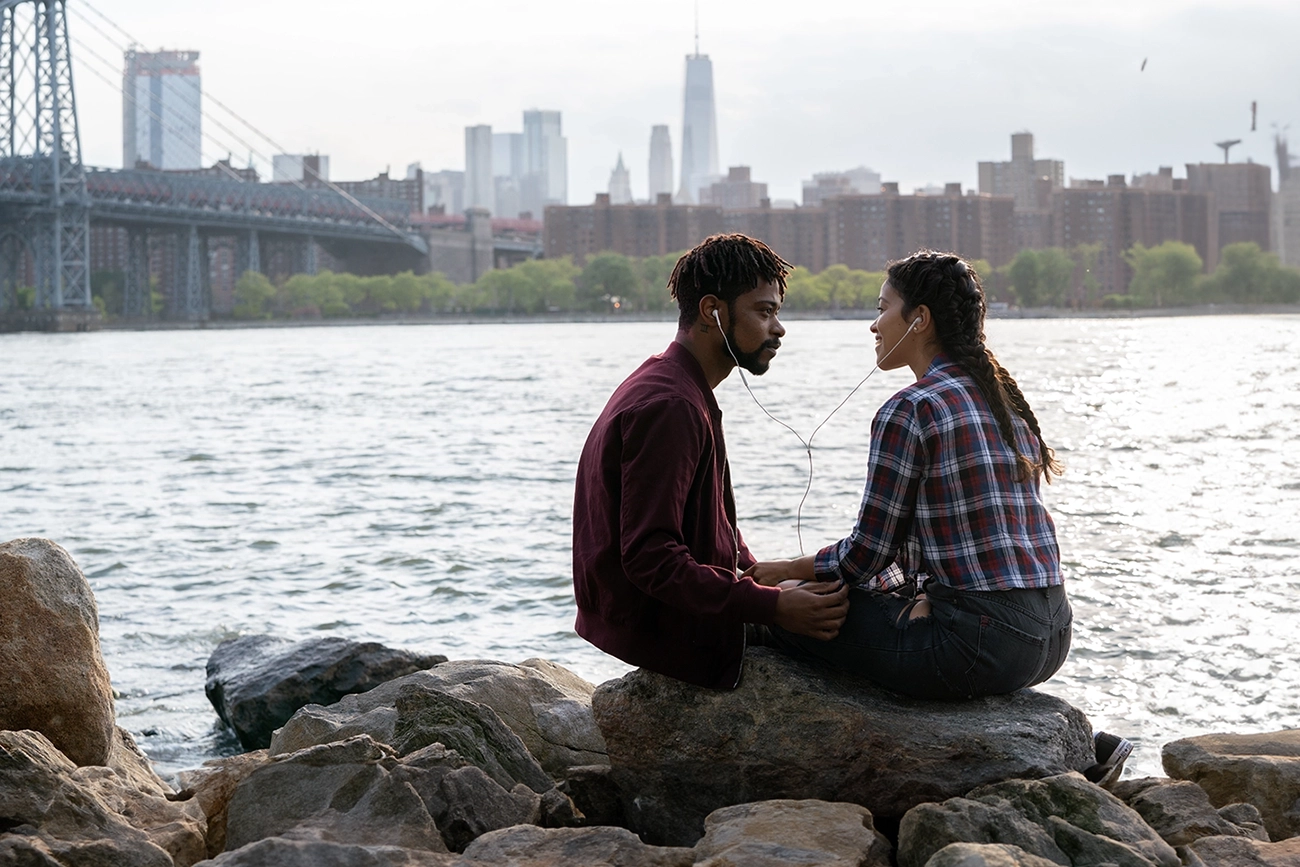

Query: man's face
[722,279,785,375]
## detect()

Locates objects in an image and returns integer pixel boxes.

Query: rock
[0,728,205,867]
[178,750,273,858]
[205,634,446,750]
[390,742,556,853]
[593,647,1094,846]
[0,537,116,766]
[195,836,455,866]
[109,725,174,799]
[897,772,1181,867]
[1182,835,1300,866]
[269,658,606,779]
[1115,778,1250,846]
[1163,731,1300,842]
[457,825,695,866]
[1219,803,1272,842]
[391,684,554,794]
[692,799,893,867]
[923,843,1063,867]
[559,765,624,827]
[224,735,447,854]
[538,787,584,828]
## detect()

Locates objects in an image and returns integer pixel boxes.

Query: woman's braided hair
[669,233,791,330]
[887,250,1063,483]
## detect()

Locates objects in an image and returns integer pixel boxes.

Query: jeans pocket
[936,606,1049,698]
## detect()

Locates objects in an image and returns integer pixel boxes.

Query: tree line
[83,240,1299,321]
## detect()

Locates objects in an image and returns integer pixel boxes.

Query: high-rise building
[424,169,465,216]
[522,109,567,217]
[493,132,525,181]
[490,132,526,218]
[978,132,1064,251]
[1275,136,1300,268]
[802,167,882,207]
[464,125,493,211]
[122,49,201,170]
[608,154,633,205]
[1185,161,1272,254]
[678,43,719,204]
[649,125,674,200]
[272,154,329,183]
[699,166,766,210]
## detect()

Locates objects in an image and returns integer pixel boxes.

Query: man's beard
[726,324,779,375]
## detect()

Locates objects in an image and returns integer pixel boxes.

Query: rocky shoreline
[3,536,1298,866]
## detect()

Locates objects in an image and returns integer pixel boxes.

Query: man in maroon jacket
[572,234,849,689]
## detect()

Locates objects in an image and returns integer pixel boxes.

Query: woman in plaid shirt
[749,251,1073,700]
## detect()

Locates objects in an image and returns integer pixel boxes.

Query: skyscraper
[521,109,568,217]
[677,37,719,204]
[608,154,632,205]
[122,50,201,170]
[465,125,493,211]
[649,125,674,200]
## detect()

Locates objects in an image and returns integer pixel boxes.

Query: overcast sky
[71,0,1299,204]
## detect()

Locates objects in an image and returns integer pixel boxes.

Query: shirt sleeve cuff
[731,578,781,625]
[813,543,843,582]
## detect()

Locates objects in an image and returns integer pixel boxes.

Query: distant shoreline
[79,303,1300,332]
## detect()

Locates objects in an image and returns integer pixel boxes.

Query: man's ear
[699,295,722,329]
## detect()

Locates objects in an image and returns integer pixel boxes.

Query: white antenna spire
[694,1,699,55]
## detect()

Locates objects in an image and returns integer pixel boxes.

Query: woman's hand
[744,555,817,586]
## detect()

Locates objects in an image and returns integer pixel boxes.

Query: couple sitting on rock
[571,234,1128,782]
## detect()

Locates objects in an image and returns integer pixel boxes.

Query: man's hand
[772,580,849,641]
[744,554,816,586]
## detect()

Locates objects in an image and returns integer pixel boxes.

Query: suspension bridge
[0,0,500,329]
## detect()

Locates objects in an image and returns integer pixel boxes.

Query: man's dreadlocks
[668,234,792,330]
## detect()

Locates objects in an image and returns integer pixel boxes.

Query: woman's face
[871,280,919,370]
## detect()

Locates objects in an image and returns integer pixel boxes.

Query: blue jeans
[772,580,1072,700]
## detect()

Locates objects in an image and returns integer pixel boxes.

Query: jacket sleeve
[618,397,779,624]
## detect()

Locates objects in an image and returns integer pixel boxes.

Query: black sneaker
[1083,731,1133,786]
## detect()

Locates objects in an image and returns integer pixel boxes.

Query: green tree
[1203,242,1299,304]
[90,269,125,319]
[1124,241,1203,308]
[578,252,639,311]
[1008,250,1043,307]
[1037,248,1076,307]
[232,271,274,320]
[782,266,828,310]
[1070,243,1103,309]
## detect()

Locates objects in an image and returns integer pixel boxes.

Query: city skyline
[71,0,1299,205]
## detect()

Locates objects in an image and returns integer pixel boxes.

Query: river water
[2,315,1298,781]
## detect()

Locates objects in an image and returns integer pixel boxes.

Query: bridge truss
[0,0,91,312]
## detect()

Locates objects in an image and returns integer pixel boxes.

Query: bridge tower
[0,0,91,314]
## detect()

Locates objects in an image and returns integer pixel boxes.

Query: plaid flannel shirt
[814,354,1062,593]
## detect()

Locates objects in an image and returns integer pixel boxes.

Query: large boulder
[1109,777,1265,846]
[195,837,455,866]
[0,728,207,866]
[923,843,1063,867]
[692,799,893,867]
[222,734,575,856]
[896,772,1180,867]
[457,825,694,866]
[1163,731,1300,842]
[0,537,116,766]
[592,647,1094,845]
[179,750,274,858]
[269,658,606,778]
[224,735,447,854]
[391,684,554,794]
[1181,835,1300,866]
[205,635,446,750]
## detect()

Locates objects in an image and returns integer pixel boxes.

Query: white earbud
[712,309,722,327]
